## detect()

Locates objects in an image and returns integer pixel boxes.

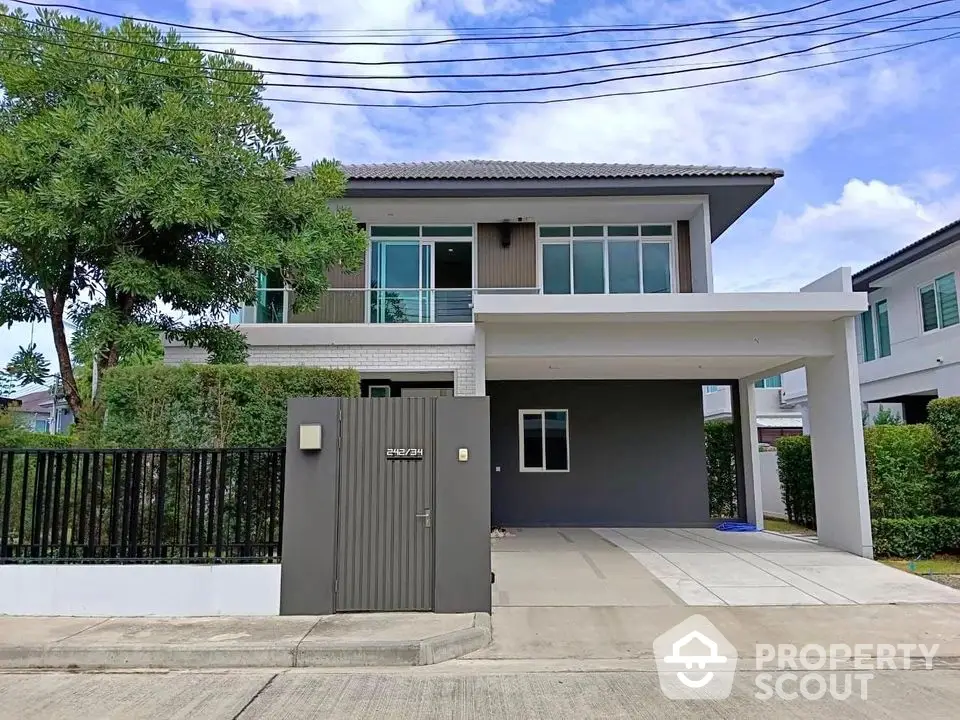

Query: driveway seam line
[232,671,281,719]
[673,529,860,604]
[595,529,724,607]
[293,618,325,667]
[52,617,113,644]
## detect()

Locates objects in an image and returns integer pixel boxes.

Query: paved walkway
[0,613,490,669]
[2,667,960,719]
[595,527,960,605]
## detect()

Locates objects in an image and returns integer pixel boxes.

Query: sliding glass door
[370,240,431,323]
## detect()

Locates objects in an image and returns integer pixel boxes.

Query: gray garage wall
[489,380,710,527]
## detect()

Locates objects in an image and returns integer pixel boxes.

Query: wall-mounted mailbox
[299,424,323,451]
[458,448,469,462]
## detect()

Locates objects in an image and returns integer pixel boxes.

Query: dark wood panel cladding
[676,220,693,294]
[477,222,537,289]
[290,292,366,324]
[326,263,366,290]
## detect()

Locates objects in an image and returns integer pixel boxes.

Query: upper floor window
[919,273,959,333]
[704,385,722,394]
[754,376,782,389]
[859,299,891,362]
[539,224,673,295]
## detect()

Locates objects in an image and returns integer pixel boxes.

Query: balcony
[231,288,482,325]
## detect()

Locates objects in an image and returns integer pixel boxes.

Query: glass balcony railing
[230,288,480,325]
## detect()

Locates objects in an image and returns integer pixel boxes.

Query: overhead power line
[3,0,955,91]
[2,0,923,66]
[4,0,941,77]
[9,0,843,46]
[247,29,960,108]
[0,27,954,109]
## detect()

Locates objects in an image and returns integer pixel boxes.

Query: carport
[475,269,875,557]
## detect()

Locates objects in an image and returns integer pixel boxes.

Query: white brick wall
[164,344,478,396]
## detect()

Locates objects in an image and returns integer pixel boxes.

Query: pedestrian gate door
[334,398,436,612]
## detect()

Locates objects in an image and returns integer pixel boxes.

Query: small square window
[519,410,569,472]
[368,385,391,398]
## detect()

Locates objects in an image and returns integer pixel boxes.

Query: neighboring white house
[165,160,874,556]
[703,375,803,444]
[781,218,960,426]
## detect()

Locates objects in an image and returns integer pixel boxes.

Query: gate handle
[416,508,432,528]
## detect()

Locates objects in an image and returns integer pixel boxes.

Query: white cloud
[714,177,960,292]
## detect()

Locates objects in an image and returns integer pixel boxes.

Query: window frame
[917,272,959,334]
[536,223,678,295]
[518,408,570,473]
[365,224,477,323]
[367,385,391,398]
[875,298,891,358]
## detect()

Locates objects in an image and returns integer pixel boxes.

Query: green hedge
[704,420,737,517]
[776,435,815,529]
[928,397,960,516]
[0,425,72,449]
[864,424,937,519]
[872,517,960,558]
[99,364,360,448]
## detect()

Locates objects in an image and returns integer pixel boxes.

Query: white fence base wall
[759,451,787,520]
[0,565,281,617]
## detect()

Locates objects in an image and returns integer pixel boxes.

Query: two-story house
[782,219,960,425]
[165,160,875,556]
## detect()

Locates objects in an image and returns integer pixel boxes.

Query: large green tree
[0,8,367,415]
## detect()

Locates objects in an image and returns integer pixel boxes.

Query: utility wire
[248,28,960,108]
[3,0,921,65]
[3,0,953,92]
[0,28,954,109]
[2,0,940,80]
[8,0,844,46]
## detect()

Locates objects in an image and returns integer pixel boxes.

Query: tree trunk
[45,290,82,416]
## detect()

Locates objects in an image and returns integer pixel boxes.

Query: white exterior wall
[781,243,960,409]
[165,343,477,396]
[0,565,281,616]
[857,243,960,401]
[759,451,787,519]
[703,386,793,423]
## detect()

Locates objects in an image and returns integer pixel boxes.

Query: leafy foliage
[775,435,816,529]
[0,8,367,413]
[872,517,960,559]
[928,397,960,517]
[0,411,71,448]
[864,425,937,519]
[871,406,903,426]
[5,343,50,385]
[704,420,738,518]
[98,364,359,448]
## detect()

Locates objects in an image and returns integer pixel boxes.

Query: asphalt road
[1,665,958,719]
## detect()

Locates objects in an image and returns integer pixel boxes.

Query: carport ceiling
[486,355,799,381]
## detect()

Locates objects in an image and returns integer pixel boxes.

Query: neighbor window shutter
[875,300,891,358]
[860,309,876,361]
[919,285,939,332]
[936,274,959,328]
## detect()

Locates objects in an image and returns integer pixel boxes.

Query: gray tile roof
[852,218,960,291]
[295,160,783,181]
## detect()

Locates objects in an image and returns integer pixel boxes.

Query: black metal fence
[0,448,285,563]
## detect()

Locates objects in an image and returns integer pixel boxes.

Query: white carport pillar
[806,317,873,558]
[737,381,763,529]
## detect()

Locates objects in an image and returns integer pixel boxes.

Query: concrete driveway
[493,527,960,608]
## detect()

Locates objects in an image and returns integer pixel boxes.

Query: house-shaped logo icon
[654,615,738,700]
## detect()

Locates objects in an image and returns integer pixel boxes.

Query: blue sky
[4,0,960,382]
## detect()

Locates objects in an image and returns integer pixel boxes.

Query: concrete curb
[0,613,492,670]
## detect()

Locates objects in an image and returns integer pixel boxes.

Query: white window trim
[535,223,678,295]
[918,272,958,335]
[367,385,391,398]
[518,409,570,473]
